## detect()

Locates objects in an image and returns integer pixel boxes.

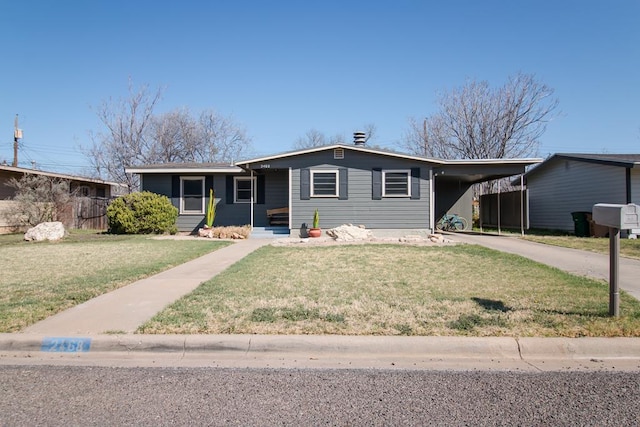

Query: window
[311,170,339,197]
[181,177,205,214]
[382,170,411,197]
[234,177,256,203]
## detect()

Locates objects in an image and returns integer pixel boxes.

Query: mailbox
[592,203,640,229]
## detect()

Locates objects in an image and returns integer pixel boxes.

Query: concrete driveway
[448,232,640,301]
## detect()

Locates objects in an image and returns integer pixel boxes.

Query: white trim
[310,169,339,198]
[382,169,411,197]
[234,176,256,204]
[180,176,205,214]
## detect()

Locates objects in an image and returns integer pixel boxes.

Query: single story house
[126,139,541,235]
[0,165,126,233]
[520,153,640,232]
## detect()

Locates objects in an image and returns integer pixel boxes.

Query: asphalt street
[1,366,638,426]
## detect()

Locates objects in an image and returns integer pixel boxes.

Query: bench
[267,207,289,226]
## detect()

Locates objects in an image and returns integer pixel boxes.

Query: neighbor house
[0,165,126,233]
[521,153,640,232]
[126,137,541,235]
[0,165,125,200]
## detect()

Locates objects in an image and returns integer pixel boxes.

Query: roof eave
[126,167,244,174]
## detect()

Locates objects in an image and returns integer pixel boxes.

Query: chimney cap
[353,131,366,146]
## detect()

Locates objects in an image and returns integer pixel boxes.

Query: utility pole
[422,118,428,156]
[13,114,23,167]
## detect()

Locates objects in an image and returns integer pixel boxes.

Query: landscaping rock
[198,228,214,238]
[24,221,66,242]
[326,224,374,242]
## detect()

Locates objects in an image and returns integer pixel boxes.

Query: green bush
[107,191,178,234]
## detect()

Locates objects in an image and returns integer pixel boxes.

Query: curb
[2,334,639,361]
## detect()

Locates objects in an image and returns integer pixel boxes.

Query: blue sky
[1,1,639,177]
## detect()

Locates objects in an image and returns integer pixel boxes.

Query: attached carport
[432,159,541,233]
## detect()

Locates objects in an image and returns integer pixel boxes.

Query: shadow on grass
[471,297,511,313]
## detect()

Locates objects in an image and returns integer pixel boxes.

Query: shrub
[107,191,178,234]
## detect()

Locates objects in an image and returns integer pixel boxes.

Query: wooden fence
[479,190,528,230]
[71,197,112,230]
[0,197,113,233]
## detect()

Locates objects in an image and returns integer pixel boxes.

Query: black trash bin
[571,212,590,237]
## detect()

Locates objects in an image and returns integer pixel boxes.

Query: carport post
[609,226,620,317]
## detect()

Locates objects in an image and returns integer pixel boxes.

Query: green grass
[0,231,229,332]
[139,244,640,337]
[522,235,640,260]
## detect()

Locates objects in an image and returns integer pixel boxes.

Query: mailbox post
[592,203,640,317]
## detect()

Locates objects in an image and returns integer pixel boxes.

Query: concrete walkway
[448,232,640,301]
[23,239,271,335]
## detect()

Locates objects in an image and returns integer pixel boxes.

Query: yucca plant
[206,188,216,227]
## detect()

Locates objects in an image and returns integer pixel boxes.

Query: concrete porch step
[250,226,290,239]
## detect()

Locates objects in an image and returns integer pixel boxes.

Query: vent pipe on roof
[353,131,366,146]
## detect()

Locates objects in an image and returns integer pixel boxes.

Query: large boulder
[326,224,373,242]
[24,221,66,242]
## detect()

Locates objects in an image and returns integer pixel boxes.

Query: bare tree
[85,81,252,191]
[293,123,378,149]
[198,110,251,163]
[402,73,558,160]
[87,80,162,190]
[5,174,74,226]
[293,129,329,149]
[148,108,203,163]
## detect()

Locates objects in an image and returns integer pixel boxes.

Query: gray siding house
[522,153,640,232]
[127,142,540,235]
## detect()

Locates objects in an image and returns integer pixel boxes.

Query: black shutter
[411,168,421,200]
[226,175,234,204]
[171,175,180,198]
[257,174,266,204]
[170,175,181,210]
[372,168,382,200]
[339,168,348,200]
[205,175,214,196]
[300,169,310,200]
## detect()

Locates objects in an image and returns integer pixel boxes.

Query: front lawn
[0,232,229,332]
[139,244,640,337]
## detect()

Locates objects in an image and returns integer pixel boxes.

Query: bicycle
[436,213,468,232]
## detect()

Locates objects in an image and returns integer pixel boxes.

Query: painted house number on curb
[41,337,92,352]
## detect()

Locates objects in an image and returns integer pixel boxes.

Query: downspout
[250,169,254,230]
